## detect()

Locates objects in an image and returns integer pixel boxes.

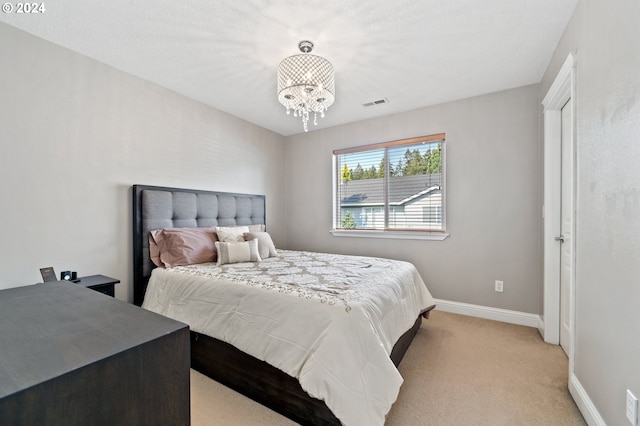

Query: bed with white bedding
[132,184,435,426]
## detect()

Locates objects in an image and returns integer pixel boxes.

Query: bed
[132,184,435,426]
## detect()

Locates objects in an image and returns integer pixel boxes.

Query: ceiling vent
[363,98,389,107]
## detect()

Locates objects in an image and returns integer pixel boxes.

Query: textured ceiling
[1,0,577,136]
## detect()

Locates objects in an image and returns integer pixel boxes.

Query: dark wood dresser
[0,281,190,425]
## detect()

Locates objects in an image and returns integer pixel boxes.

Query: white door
[543,53,575,366]
[559,97,574,357]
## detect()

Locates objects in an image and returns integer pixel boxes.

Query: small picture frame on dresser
[40,267,57,282]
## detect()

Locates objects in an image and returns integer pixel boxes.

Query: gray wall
[0,23,287,301]
[540,0,640,424]
[284,84,542,314]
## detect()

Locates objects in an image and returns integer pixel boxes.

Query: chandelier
[277,41,335,132]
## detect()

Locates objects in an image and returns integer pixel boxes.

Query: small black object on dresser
[74,274,120,297]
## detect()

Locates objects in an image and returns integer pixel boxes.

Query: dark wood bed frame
[132,184,434,425]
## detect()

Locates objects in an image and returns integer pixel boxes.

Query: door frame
[541,52,576,366]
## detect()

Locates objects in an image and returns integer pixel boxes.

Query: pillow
[149,227,218,268]
[214,224,265,242]
[248,224,266,232]
[215,239,261,265]
[243,232,278,259]
[149,231,163,267]
[215,226,250,242]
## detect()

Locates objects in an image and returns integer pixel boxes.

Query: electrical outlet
[495,280,504,293]
[627,389,638,425]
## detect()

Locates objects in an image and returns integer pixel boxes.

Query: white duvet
[142,250,434,426]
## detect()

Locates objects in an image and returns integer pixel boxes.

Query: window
[333,134,446,237]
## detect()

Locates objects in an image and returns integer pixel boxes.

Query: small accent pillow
[149,227,218,268]
[243,232,278,259]
[215,239,261,265]
[215,226,250,242]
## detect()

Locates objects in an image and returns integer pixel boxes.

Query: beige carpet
[191,310,586,425]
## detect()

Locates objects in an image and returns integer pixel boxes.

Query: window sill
[330,229,449,241]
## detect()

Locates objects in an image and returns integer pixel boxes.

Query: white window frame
[331,134,449,241]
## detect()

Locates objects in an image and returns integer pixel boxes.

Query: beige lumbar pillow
[215,239,261,265]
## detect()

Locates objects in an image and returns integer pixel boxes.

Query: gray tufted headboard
[132,184,266,305]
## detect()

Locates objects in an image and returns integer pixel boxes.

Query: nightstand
[75,274,120,297]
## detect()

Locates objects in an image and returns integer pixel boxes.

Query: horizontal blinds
[335,133,445,232]
[336,148,386,229]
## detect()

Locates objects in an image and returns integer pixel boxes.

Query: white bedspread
[142,250,434,426]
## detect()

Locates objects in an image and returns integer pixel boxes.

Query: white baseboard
[569,373,605,425]
[537,315,545,340]
[433,299,541,328]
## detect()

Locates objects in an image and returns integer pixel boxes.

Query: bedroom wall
[539,0,640,424]
[284,84,542,314]
[0,23,287,301]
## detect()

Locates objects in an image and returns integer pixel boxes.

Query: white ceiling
[1,0,577,136]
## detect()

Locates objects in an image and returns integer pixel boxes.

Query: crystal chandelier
[277,41,335,132]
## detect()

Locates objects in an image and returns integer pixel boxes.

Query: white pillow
[243,232,278,259]
[248,224,266,232]
[215,226,250,242]
[215,239,262,265]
